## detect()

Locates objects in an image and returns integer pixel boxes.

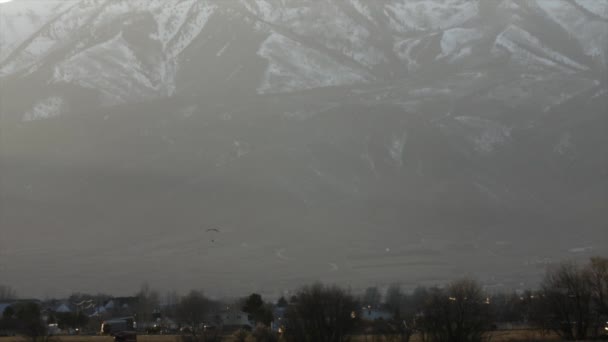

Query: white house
[220,309,254,328]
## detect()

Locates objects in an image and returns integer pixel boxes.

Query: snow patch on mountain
[0,36,55,76]
[216,41,231,57]
[351,0,375,23]
[240,0,308,23]
[1,0,114,77]
[149,0,197,49]
[90,0,215,58]
[52,32,174,104]
[592,87,608,99]
[409,88,451,97]
[165,2,215,58]
[449,46,474,63]
[437,28,483,61]
[554,132,573,155]
[499,0,521,11]
[91,1,131,27]
[0,0,76,62]
[394,38,422,71]
[389,131,407,166]
[247,1,385,68]
[385,0,478,32]
[22,96,64,122]
[233,140,249,158]
[536,0,608,62]
[493,25,589,72]
[575,0,608,20]
[473,181,500,201]
[257,33,367,94]
[455,116,511,153]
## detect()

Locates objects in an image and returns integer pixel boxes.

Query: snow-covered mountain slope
[257,32,369,93]
[493,25,589,72]
[22,96,64,121]
[385,0,479,31]
[1,0,605,104]
[535,0,608,60]
[0,0,76,62]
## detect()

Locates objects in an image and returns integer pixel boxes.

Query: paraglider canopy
[206,228,220,242]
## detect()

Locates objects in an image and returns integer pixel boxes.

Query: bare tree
[536,257,608,339]
[536,261,593,340]
[135,283,160,330]
[242,293,273,327]
[163,290,180,321]
[418,279,491,342]
[382,284,414,342]
[13,302,45,342]
[0,285,16,302]
[385,284,404,319]
[285,283,359,342]
[176,290,210,335]
[252,324,279,342]
[490,291,534,324]
[587,257,608,333]
[362,286,382,310]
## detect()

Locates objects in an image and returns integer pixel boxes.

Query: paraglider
[206,228,220,242]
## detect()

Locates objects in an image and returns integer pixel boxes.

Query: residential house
[218,308,254,332]
[360,307,393,321]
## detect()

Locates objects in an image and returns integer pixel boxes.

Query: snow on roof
[0,303,13,314]
[104,300,115,309]
[55,303,72,313]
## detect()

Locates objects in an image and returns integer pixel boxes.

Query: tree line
[1,257,607,342]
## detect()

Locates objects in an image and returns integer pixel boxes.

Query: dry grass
[349,330,561,342]
[485,329,560,342]
[0,330,561,342]
[0,336,200,342]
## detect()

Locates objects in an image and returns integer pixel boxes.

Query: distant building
[104,300,116,311]
[218,308,254,332]
[360,308,392,321]
[271,306,288,333]
[105,297,136,314]
[90,305,107,317]
[0,303,13,316]
[55,303,72,313]
[0,302,16,336]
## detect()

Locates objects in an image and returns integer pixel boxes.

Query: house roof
[0,303,13,314]
[55,303,72,313]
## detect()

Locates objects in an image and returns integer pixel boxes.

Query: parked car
[113,330,137,342]
[100,317,136,342]
[203,323,217,331]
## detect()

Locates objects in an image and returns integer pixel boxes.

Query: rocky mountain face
[0,0,607,297]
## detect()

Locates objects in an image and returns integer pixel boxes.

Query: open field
[0,330,561,342]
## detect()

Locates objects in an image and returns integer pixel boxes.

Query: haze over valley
[0,0,607,298]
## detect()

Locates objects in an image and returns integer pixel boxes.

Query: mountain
[0,0,607,298]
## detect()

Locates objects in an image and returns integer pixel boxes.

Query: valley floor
[0,329,561,342]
